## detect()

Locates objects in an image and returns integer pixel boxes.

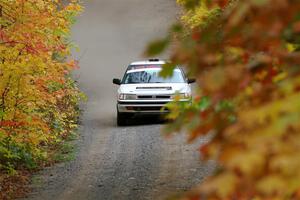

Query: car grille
[137,95,171,100]
[118,101,169,105]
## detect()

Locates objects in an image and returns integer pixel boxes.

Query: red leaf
[293,21,300,33]
[0,121,26,127]
[192,31,201,41]
[216,0,229,9]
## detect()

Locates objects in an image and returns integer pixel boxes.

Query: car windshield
[123,67,185,84]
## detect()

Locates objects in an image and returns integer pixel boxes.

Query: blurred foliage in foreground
[147,0,300,199]
[0,0,84,179]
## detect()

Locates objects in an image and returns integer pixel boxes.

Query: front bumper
[117,100,189,114]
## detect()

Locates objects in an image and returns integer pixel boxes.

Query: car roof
[129,59,166,66]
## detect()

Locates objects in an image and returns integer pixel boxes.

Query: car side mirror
[113,78,121,85]
[187,78,196,84]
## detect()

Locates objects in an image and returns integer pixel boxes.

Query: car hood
[118,83,190,95]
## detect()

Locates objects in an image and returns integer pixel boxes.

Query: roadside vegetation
[147,0,300,199]
[0,0,83,199]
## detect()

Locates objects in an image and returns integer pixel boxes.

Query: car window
[122,68,185,84]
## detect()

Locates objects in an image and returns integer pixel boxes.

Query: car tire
[117,112,127,126]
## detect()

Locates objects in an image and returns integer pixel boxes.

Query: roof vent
[148,58,159,62]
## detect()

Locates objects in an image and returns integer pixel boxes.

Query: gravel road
[24,1,215,200]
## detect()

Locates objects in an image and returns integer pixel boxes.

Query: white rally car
[113,59,195,126]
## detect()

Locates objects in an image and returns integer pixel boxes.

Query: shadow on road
[121,115,168,127]
[92,115,168,129]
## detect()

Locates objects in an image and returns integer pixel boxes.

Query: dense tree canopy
[147,0,300,199]
[0,0,82,175]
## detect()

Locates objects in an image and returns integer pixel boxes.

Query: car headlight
[119,94,137,100]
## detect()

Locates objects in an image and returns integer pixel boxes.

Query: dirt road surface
[24,1,215,199]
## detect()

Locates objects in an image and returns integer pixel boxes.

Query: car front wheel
[117,112,127,126]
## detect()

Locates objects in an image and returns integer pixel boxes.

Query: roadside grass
[51,131,79,163]
[0,130,80,200]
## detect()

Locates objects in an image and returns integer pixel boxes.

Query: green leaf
[0,110,4,119]
[171,23,183,33]
[159,62,176,78]
[196,96,211,111]
[215,100,234,112]
[145,38,169,56]
[180,0,201,9]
